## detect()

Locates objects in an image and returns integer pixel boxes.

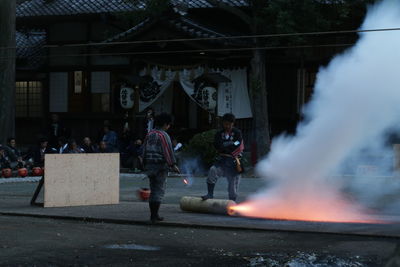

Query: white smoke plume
[234,0,400,222]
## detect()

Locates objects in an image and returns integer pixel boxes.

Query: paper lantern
[2,168,12,178]
[18,168,28,177]
[120,87,135,109]
[32,167,44,176]
[201,86,217,111]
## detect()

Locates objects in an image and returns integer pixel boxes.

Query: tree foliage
[251,0,375,45]
[182,129,218,167]
[121,0,375,46]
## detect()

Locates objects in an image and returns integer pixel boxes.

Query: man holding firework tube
[143,113,180,224]
[202,113,244,202]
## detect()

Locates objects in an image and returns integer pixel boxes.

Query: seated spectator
[81,137,97,153]
[47,113,70,148]
[102,126,118,152]
[57,136,68,154]
[28,137,57,167]
[66,139,84,154]
[4,137,25,169]
[0,145,11,169]
[98,141,112,153]
[97,120,111,143]
[120,141,132,168]
[119,124,133,149]
[121,139,144,171]
[133,139,144,171]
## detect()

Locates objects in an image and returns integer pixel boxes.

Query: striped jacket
[214,127,244,157]
[143,129,176,166]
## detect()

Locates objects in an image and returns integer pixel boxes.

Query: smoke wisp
[233,0,400,223]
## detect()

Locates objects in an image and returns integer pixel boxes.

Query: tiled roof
[170,16,248,45]
[17,0,249,18]
[103,16,244,45]
[17,0,140,17]
[169,17,229,39]
[103,18,153,43]
[172,0,248,8]
[16,30,46,69]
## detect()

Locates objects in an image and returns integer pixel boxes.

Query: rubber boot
[201,183,215,201]
[149,201,164,224]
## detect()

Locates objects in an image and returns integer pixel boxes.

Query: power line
[0,42,354,60]
[2,26,400,50]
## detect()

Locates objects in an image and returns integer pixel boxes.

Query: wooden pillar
[132,85,140,131]
[0,0,16,144]
[250,49,270,159]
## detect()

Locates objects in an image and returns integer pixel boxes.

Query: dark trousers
[206,165,241,201]
[146,164,167,202]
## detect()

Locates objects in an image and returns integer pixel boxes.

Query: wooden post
[215,115,220,129]
[0,0,16,144]
[30,176,44,207]
[250,49,270,158]
[132,85,140,131]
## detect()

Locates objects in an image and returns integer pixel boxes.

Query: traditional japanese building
[15,0,258,145]
[15,0,344,146]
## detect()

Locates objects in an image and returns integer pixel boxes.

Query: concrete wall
[44,153,120,208]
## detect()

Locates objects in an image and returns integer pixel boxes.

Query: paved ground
[1,175,400,237]
[0,215,398,266]
[1,175,400,266]
[0,174,263,204]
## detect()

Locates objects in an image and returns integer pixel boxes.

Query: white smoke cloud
[238,0,400,222]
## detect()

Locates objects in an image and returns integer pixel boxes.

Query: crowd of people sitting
[0,134,145,173]
[0,110,183,176]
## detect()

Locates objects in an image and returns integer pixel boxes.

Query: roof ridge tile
[17,0,248,18]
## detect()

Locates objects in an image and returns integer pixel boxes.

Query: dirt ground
[0,215,398,267]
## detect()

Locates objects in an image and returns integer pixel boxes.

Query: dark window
[16,81,43,118]
[91,71,111,113]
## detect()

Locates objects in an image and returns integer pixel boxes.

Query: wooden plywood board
[44,153,120,208]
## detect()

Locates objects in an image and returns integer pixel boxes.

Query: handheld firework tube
[18,168,28,177]
[1,168,12,178]
[137,188,151,201]
[180,196,237,215]
[32,167,44,176]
